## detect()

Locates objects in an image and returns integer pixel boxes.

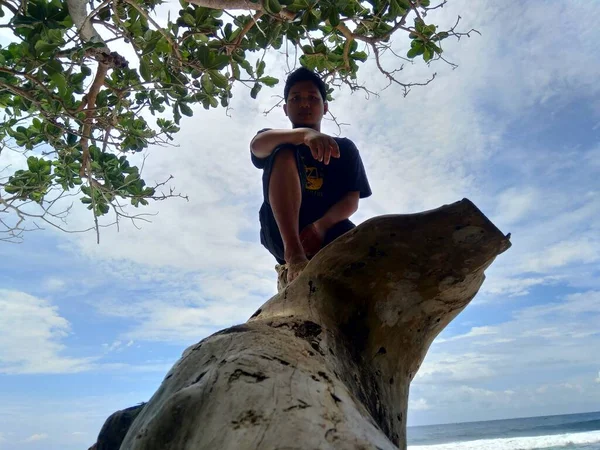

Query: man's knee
[324,219,355,245]
[266,146,303,205]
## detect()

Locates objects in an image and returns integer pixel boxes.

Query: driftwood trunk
[101,199,510,450]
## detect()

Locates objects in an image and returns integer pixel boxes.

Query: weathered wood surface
[99,199,510,450]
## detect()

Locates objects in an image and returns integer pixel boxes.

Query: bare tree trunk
[114,199,510,450]
[186,0,297,20]
[66,0,105,44]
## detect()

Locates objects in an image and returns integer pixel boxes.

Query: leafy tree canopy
[0,0,476,242]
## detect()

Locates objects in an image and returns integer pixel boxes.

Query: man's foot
[275,258,309,293]
[286,259,309,284]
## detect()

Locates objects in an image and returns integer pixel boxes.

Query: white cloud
[479,274,562,298]
[436,326,497,344]
[410,290,600,423]
[419,290,600,388]
[41,277,67,292]
[102,340,123,353]
[520,237,600,273]
[414,353,496,384]
[494,187,539,226]
[23,433,48,442]
[99,295,262,344]
[97,361,174,373]
[0,290,96,374]
[84,264,275,344]
[409,398,430,411]
[536,382,584,395]
[0,394,150,450]
[479,195,600,300]
[409,380,600,425]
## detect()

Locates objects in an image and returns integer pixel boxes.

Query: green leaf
[143,39,158,55]
[240,59,254,76]
[201,73,214,93]
[27,156,40,171]
[432,31,449,42]
[98,5,111,20]
[415,18,425,32]
[351,51,368,62]
[210,71,229,89]
[231,61,241,79]
[183,13,195,26]
[256,60,266,78]
[329,10,340,27]
[140,58,151,82]
[259,76,279,87]
[35,40,57,54]
[303,10,319,30]
[50,73,67,96]
[179,102,193,116]
[407,47,419,58]
[224,22,233,39]
[423,46,432,62]
[250,82,262,99]
[265,0,282,14]
[424,24,436,36]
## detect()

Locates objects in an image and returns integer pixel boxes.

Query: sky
[1,0,600,449]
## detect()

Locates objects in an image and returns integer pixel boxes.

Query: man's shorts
[258,145,355,264]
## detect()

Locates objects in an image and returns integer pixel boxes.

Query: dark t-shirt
[251,128,372,227]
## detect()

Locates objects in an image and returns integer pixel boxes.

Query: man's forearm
[315,192,360,230]
[250,128,310,158]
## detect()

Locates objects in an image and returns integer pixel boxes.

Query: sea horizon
[407,410,600,450]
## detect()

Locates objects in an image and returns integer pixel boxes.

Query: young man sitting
[250,67,372,287]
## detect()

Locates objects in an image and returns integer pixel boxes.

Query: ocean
[407,411,600,450]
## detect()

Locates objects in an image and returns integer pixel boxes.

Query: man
[250,67,372,286]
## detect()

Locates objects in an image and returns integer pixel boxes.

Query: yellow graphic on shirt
[305,165,323,190]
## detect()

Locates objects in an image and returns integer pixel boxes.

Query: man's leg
[323,219,355,246]
[268,148,307,282]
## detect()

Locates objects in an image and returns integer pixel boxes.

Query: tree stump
[106,199,510,450]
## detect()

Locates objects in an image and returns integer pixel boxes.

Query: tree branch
[185,0,296,21]
[370,42,436,96]
[0,0,18,15]
[335,23,353,71]
[123,0,182,63]
[79,62,108,185]
[65,0,105,44]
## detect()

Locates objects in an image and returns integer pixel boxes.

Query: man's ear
[323,101,329,115]
[283,103,288,116]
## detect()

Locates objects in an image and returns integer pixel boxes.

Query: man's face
[283,80,328,129]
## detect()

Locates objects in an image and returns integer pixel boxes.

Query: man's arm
[314,191,360,232]
[250,128,309,158]
[299,192,359,256]
[251,128,340,163]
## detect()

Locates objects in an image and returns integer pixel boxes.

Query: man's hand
[299,222,327,258]
[303,129,340,165]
